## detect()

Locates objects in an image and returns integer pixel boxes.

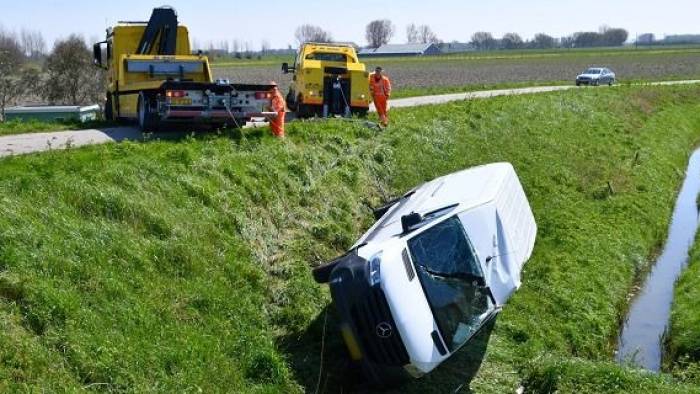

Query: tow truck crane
[93,7,276,131]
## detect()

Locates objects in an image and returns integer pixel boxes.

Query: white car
[313,163,537,385]
[576,67,616,86]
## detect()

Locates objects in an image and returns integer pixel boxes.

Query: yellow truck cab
[282,43,370,118]
[93,7,275,131]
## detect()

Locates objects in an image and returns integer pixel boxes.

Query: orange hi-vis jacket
[271,90,286,113]
[369,73,392,98]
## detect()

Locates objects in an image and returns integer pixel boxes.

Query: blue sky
[0,0,697,49]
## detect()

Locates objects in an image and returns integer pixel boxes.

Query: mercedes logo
[376,322,393,339]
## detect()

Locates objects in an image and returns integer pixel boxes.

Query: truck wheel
[138,93,159,132]
[286,90,298,111]
[104,94,114,121]
[297,104,312,119]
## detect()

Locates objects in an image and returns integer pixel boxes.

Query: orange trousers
[270,111,285,137]
[373,95,389,126]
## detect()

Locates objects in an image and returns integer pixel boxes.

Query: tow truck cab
[282,43,370,118]
[314,163,537,384]
[93,7,275,130]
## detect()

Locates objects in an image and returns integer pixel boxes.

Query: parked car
[313,163,537,385]
[576,67,616,86]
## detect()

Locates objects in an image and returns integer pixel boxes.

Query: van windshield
[407,216,492,352]
[306,52,349,62]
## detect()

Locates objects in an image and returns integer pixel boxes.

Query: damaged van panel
[313,162,537,384]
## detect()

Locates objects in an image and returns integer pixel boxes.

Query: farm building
[359,43,442,57]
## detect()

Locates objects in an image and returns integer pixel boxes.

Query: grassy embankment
[0,85,700,392]
[666,232,700,385]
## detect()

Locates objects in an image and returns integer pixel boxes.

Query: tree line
[0,28,103,120]
[293,21,629,50]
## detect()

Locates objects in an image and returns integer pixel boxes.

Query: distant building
[637,33,655,45]
[359,43,442,57]
[439,42,476,54]
[662,34,700,44]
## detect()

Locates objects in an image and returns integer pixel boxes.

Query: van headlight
[369,255,381,287]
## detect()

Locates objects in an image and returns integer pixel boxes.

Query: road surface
[1,80,699,158]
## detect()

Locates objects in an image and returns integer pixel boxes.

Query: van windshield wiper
[417,265,483,285]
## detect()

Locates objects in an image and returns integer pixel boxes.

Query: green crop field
[210,46,700,99]
[1,85,700,392]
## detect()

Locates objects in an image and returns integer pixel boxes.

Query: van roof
[358,162,515,245]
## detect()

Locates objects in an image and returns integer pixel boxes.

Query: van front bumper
[328,252,412,385]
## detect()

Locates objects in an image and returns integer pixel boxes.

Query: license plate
[170,97,192,106]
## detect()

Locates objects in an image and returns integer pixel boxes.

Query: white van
[313,162,537,384]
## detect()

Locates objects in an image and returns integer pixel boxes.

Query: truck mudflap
[327,252,412,386]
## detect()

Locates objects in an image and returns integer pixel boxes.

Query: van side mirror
[401,212,423,233]
[93,41,108,69]
[282,62,295,74]
[93,43,102,67]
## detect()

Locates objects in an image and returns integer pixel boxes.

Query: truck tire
[138,93,159,132]
[286,90,298,111]
[104,94,114,121]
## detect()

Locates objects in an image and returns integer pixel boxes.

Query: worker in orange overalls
[369,66,392,127]
[268,81,286,138]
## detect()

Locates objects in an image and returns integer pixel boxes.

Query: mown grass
[666,232,700,386]
[0,85,700,392]
[0,119,114,136]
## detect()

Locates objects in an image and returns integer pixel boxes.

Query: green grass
[1,85,700,392]
[0,119,113,136]
[666,232,700,385]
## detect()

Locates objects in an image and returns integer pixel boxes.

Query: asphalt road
[1,80,699,158]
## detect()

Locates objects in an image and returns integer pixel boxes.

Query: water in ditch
[616,149,700,371]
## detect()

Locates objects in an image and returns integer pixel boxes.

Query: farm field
[1,85,700,392]
[211,47,700,98]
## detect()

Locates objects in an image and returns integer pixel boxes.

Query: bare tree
[532,33,556,49]
[294,24,333,45]
[471,32,496,50]
[44,35,104,105]
[261,39,270,54]
[0,29,27,119]
[417,25,439,44]
[231,39,241,58]
[365,20,394,48]
[501,33,524,49]
[406,24,419,43]
[20,29,46,59]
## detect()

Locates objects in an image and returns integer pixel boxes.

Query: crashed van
[313,162,537,384]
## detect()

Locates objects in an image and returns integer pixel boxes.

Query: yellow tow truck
[93,7,276,131]
[282,43,370,118]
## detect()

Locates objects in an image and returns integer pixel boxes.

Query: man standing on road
[369,67,392,127]
[268,81,286,138]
